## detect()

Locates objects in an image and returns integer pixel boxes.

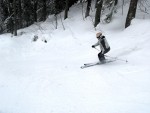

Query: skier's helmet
[96,32,102,38]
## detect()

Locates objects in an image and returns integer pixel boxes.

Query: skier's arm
[92,41,99,48]
[93,41,99,47]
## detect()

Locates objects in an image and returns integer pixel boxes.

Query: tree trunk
[85,0,92,18]
[34,0,38,22]
[95,0,97,8]
[6,0,13,34]
[18,0,22,28]
[13,0,17,36]
[94,0,103,27]
[55,14,58,29]
[125,0,138,28]
[114,0,118,6]
[42,0,47,21]
[64,0,69,19]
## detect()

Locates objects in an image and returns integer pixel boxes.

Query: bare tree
[125,0,138,28]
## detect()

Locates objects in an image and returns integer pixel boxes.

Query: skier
[92,32,110,62]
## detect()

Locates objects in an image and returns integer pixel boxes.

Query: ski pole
[93,47,128,63]
[93,47,100,51]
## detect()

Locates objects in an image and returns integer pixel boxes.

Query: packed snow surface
[0,2,150,113]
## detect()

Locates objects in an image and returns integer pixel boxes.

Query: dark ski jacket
[93,35,110,54]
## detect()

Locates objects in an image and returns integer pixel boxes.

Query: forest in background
[0,0,149,36]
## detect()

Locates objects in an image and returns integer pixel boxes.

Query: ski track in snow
[0,2,150,113]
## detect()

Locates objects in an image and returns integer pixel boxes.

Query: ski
[84,62,99,66]
[81,62,100,69]
[81,59,116,69]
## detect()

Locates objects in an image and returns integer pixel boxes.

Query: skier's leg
[98,52,105,62]
[100,54,105,61]
[98,52,101,61]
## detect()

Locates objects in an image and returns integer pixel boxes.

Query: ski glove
[92,45,95,48]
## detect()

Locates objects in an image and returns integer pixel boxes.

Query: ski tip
[80,66,84,69]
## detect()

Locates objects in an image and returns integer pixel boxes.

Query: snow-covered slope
[0,2,150,113]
